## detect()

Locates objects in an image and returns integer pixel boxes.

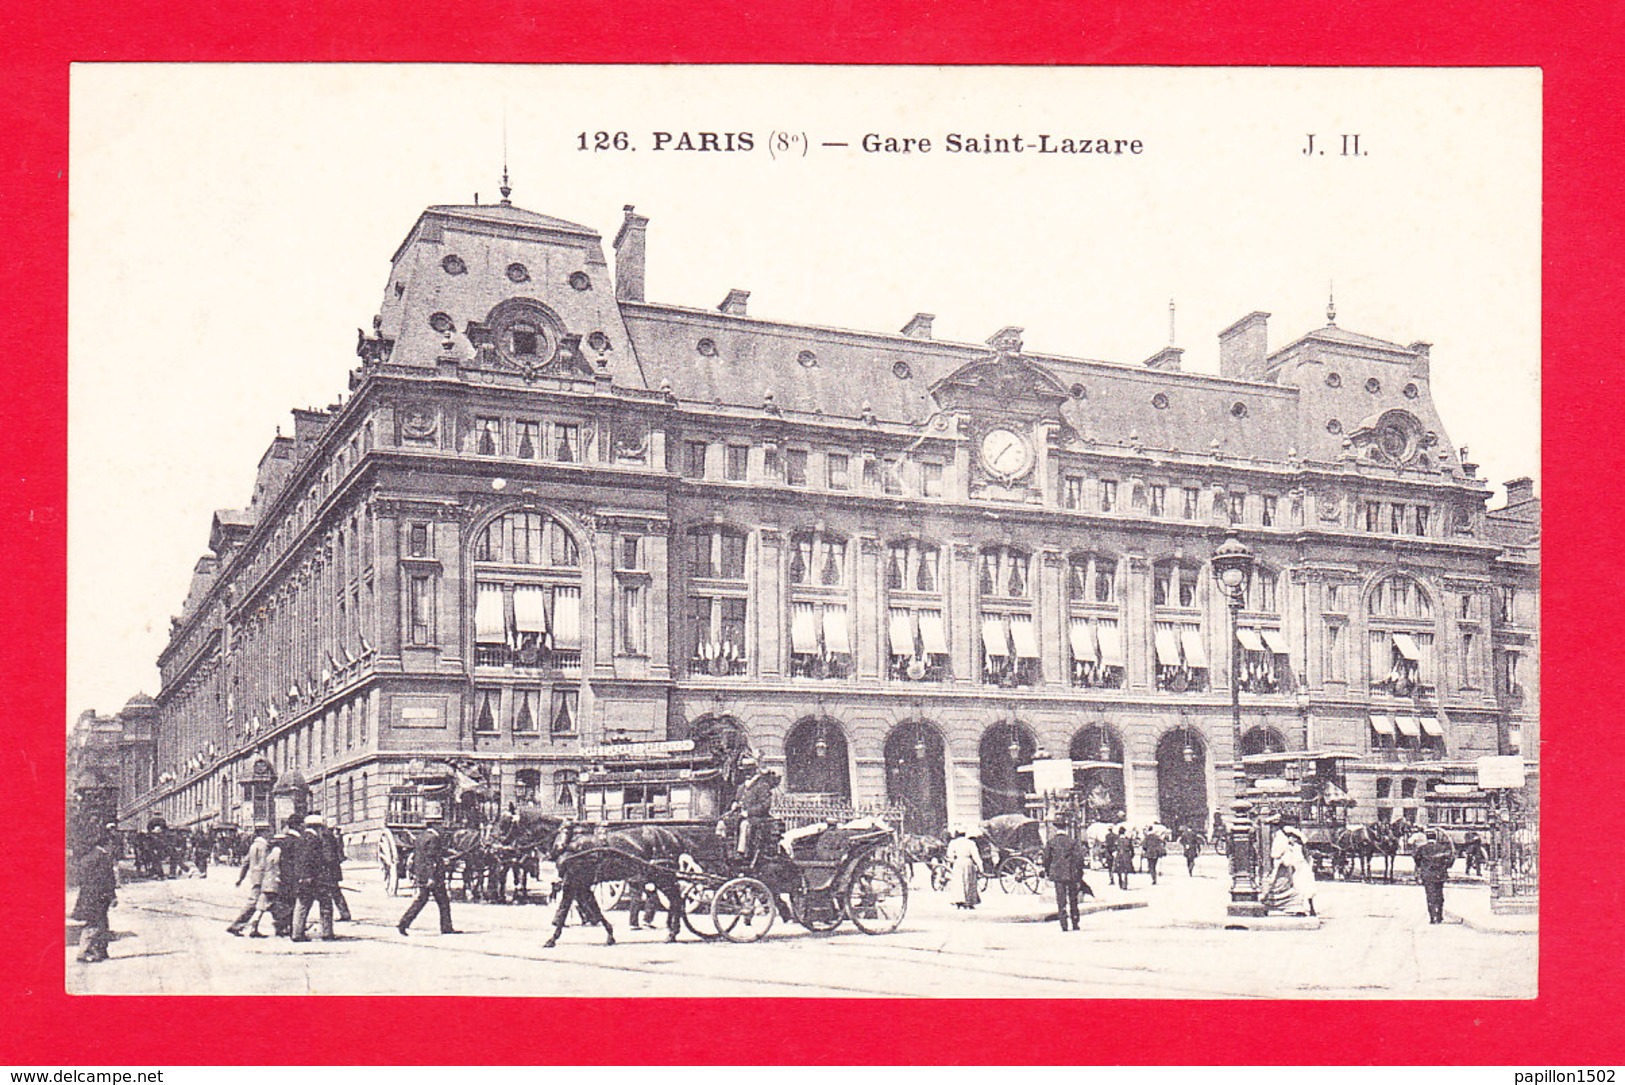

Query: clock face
[980,427,1033,478]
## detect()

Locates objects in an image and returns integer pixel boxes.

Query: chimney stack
[1142,346,1184,371]
[613,204,649,303]
[901,313,935,339]
[1504,477,1535,506]
[718,289,750,316]
[1218,311,1270,380]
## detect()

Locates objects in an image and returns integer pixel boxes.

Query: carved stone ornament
[400,405,438,442]
[1318,492,1344,523]
[1351,409,1427,467]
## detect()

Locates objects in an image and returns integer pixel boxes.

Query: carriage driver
[723,758,781,862]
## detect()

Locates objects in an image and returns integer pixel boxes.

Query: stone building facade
[109,193,1539,843]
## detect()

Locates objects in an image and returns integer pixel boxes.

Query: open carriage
[1241,751,1359,879]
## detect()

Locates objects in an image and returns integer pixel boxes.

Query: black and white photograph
[65,65,1539,998]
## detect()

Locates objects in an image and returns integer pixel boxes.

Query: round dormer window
[507,263,530,283]
[441,254,467,276]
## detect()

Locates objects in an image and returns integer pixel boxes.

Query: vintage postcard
[65,64,1539,1000]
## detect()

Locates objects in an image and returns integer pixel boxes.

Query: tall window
[1182,487,1200,520]
[979,545,1038,687]
[785,448,809,487]
[472,512,583,672]
[513,689,542,733]
[408,575,432,645]
[684,440,708,479]
[554,423,581,463]
[550,689,579,735]
[725,444,749,481]
[620,585,646,655]
[1099,479,1118,512]
[827,453,850,490]
[688,526,749,676]
[1325,621,1347,682]
[473,688,499,733]
[1261,494,1277,527]
[1148,485,1167,517]
[517,420,540,460]
[1368,574,1436,695]
[921,462,944,498]
[887,539,948,682]
[789,529,851,679]
[1062,475,1085,510]
[1068,553,1123,689]
[1152,558,1207,692]
[1237,567,1291,694]
[475,417,501,456]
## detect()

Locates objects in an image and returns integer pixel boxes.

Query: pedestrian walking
[1142,829,1166,884]
[1042,817,1088,931]
[226,825,271,936]
[945,828,983,910]
[1461,832,1487,877]
[72,832,119,963]
[269,820,303,937]
[1413,828,1458,924]
[191,830,211,877]
[293,815,336,941]
[254,834,283,937]
[1110,830,1134,890]
[1179,826,1203,876]
[398,824,459,935]
[1262,825,1317,916]
[319,822,352,922]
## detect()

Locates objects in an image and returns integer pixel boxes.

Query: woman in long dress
[1264,826,1318,916]
[945,829,983,910]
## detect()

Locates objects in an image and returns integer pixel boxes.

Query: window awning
[1260,628,1290,655]
[513,585,550,634]
[1370,714,1396,736]
[1235,627,1266,653]
[1096,622,1124,667]
[551,586,582,649]
[981,617,1010,658]
[1392,633,1422,661]
[822,605,851,655]
[475,585,508,645]
[888,610,916,656]
[1419,715,1444,737]
[919,611,949,655]
[1395,714,1421,737]
[1154,627,1182,667]
[1180,628,1209,670]
[1069,619,1098,662]
[791,604,820,653]
[1009,615,1040,659]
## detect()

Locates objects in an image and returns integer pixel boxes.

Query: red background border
[5,0,1622,1065]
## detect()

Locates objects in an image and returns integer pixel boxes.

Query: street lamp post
[1212,530,1266,918]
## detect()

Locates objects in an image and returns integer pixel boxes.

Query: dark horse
[487,806,569,903]
[542,823,722,946]
[1335,822,1401,881]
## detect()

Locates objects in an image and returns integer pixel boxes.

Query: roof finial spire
[1327,281,1337,325]
[1168,298,1176,346]
[499,108,512,205]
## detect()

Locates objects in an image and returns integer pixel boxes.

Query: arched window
[1240,726,1288,757]
[788,529,851,679]
[471,511,583,674]
[978,722,1037,819]
[687,526,749,676]
[884,721,948,836]
[783,716,851,799]
[887,538,948,682]
[1368,574,1436,697]
[1067,553,1123,689]
[1152,558,1207,692]
[980,545,1038,687]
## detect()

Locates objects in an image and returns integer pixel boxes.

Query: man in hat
[731,759,780,862]
[1042,816,1088,932]
[398,822,458,935]
[1413,828,1458,924]
[291,815,335,942]
[73,831,119,963]
[227,824,272,936]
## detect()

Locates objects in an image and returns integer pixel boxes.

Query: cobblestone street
[66,855,1535,998]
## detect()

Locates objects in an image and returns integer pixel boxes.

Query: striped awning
[919,611,949,655]
[1392,633,1422,661]
[1180,628,1209,669]
[1419,715,1444,737]
[1260,629,1290,655]
[1395,715,1421,737]
[1236,628,1266,653]
[1154,627,1182,667]
[1370,714,1396,736]
[981,617,1010,658]
[822,606,851,654]
[888,609,916,657]
[1096,623,1124,667]
[1009,616,1040,659]
[1069,619,1097,662]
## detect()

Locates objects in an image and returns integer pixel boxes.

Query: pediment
[930,352,1071,414]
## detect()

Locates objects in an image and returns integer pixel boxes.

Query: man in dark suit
[73,832,119,963]
[292,815,335,941]
[1042,817,1088,932]
[1413,828,1458,924]
[398,824,458,935]
[270,817,306,936]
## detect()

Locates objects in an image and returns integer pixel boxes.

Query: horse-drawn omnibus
[379,759,497,896]
[1240,751,1359,878]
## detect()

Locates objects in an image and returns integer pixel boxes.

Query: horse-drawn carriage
[926,814,1047,895]
[1241,751,1359,879]
[379,759,497,896]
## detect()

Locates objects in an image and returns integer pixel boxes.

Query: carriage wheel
[379,832,402,896]
[711,877,777,943]
[999,855,1044,895]
[843,856,908,935]
[593,879,626,913]
[929,860,950,892]
[681,882,722,941]
[791,887,844,933]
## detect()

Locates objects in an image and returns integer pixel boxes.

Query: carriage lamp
[1099,732,1112,762]
[815,735,829,759]
[1008,734,1022,761]
[1183,741,1195,764]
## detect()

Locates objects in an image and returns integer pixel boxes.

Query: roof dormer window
[511,322,539,357]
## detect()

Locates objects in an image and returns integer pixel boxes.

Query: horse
[542,822,722,946]
[1371,821,1403,881]
[1334,824,1375,880]
[488,806,568,903]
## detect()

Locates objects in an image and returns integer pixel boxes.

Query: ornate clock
[979,427,1033,481]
